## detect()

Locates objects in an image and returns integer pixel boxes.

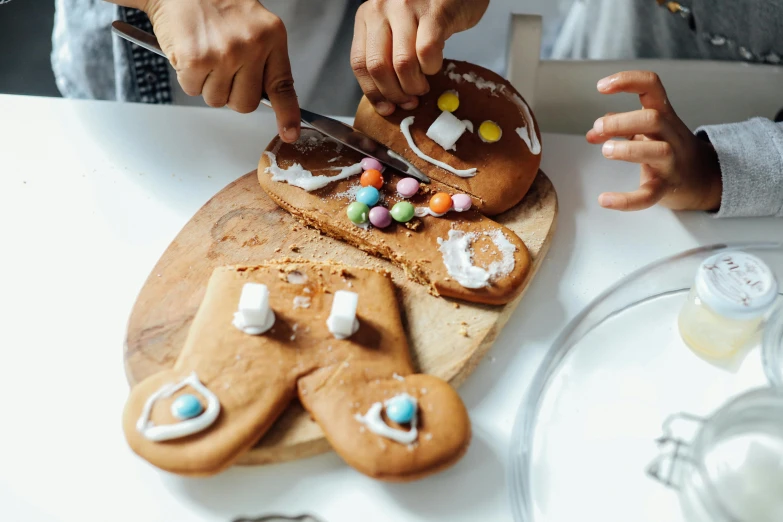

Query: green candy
[346,202,370,224]
[391,201,415,223]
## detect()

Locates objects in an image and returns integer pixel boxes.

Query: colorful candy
[347,202,370,224]
[356,186,380,206]
[390,201,415,223]
[360,169,384,189]
[361,157,383,172]
[451,194,472,212]
[437,90,460,113]
[386,394,417,424]
[429,193,453,214]
[396,177,420,198]
[171,394,204,420]
[478,120,502,143]
[369,206,392,228]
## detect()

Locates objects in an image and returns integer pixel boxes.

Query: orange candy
[429,193,453,214]
[360,169,384,189]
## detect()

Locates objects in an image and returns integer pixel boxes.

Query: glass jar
[678,251,778,358]
[677,388,783,522]
[763,304,783,387]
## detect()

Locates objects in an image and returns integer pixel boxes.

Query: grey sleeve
[695,118,783,218]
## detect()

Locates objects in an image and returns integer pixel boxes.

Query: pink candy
[361,157,383,172]
[396,177,420,198]
[369,206,392,228]
[451,194,472,212]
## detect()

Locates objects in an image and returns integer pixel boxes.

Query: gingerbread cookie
[353,60,542,216]
[257,130,531,305]
[123,261,471,479]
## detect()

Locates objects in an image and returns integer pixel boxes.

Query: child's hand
[586,71,722,212]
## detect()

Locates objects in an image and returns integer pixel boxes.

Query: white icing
[463,120,474,133]
[293,296,311,309]
[414,207,446,218]
[327,290,360,339]
[437,229,517,289]
[355,393,418,444]
[426,111,467,151]
[444,62,500,94]
[264,151,363,191]
[136,372,221,442]
[286,271,308,284]
[400,117,477,178]
[444,62,541,156]
[327,157,341,163]
[511,94,542,155]
[232,283,275,335]
[393,373,405,381]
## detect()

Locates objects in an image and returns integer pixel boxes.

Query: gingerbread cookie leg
[298,362,471,482]
[123,266,303,476]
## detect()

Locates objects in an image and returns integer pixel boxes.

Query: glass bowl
[509,243,783,522]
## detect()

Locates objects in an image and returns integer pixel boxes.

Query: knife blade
[111,21,430,183]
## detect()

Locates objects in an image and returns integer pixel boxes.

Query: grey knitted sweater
[550,0,783,218]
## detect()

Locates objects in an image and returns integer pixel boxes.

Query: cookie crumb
[453,303,460,309]
[274,247,282,253]
[406,231,412,237]
[458,325,469,337]
[404,218,422,231]
[289,244,300,252]
[392,373,405,382]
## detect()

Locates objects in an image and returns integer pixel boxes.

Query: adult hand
[114,0,300,142]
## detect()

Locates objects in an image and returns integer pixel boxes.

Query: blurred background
[0,0,558,98]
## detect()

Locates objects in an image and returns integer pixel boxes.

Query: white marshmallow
[326,290,360,339]
[233,283,275,335]
[426,111,467,151]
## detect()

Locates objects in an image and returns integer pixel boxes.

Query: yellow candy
[479,120,502,143]
[437,91,460,112]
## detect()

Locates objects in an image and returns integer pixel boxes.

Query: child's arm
[586,71,783,217]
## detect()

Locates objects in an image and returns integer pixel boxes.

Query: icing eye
[171,394,204,420]
[437,90,460,112]
[386,395,416,424]
[478,121,502,143]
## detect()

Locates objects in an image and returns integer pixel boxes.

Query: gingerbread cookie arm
[298,365,471,482]
[258,133,531,305]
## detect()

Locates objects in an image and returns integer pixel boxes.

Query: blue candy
[355,186,380,207]
[171,394,204,420]
[386,395,416,424]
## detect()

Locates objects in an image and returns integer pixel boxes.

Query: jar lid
[695,251,779,320]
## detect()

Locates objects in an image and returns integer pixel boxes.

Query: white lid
[695,251,779,320]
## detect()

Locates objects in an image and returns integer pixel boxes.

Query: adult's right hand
[115,0,301,142]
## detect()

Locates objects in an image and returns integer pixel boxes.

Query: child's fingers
[598,178,666,211]
[593,109,672,141]
[601,140,674,169]
[596,71,671,114]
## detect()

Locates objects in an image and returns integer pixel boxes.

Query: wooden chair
[506,14,783,135]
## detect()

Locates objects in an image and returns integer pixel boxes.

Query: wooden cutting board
[125,169,557,465]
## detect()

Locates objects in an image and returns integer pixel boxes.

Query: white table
[0,94,780,522]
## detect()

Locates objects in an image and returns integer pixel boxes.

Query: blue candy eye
[171,394,204,420]
[356,186,381,207]
[386,395,416,424]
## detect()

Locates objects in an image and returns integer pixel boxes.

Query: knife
[111,21,430,183]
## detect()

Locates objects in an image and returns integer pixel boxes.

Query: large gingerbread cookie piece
[257,131,531,306]
[122,261,471,480]
[354,60,542,216]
